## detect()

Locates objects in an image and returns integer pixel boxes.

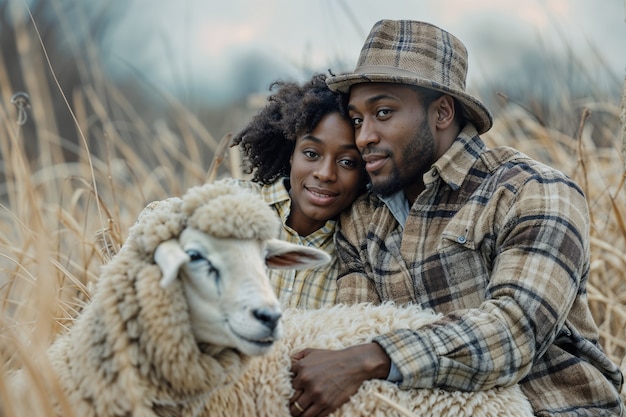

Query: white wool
[204,302,534,417]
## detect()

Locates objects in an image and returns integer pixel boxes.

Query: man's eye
[351,117,363,127]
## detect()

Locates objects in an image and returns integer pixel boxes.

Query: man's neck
[403,183,424,206]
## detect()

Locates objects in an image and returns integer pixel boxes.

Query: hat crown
[326,19,493,133]
[356,20,468,92]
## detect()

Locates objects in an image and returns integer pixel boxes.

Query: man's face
[347,83,436,197]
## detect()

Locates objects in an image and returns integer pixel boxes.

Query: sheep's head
[152,182,330,356]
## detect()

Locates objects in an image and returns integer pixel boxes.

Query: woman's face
[288,112,364,236]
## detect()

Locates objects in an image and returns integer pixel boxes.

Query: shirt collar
[378,124,485,225]
[262,177,292,205]
[264,178,337,237]
[428,124,484,191]
[379,191,410,225]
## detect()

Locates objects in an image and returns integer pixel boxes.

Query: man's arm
[289,343,390,417]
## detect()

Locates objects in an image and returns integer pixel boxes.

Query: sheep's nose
[253,307,282,330]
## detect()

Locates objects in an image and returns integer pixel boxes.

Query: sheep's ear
[154,239,190,288]
[265,238,331,270]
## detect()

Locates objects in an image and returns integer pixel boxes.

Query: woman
[228,73,366,309]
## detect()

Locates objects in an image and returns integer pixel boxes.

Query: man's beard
[370,163,404,196]
[369,119,435,197]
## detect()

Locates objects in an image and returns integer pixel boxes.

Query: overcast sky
[106,0,626,104]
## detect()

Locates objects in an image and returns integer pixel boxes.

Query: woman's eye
[303,150,319,159]
[351,117,363,127]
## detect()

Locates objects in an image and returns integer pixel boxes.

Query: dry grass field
[0,3,625,416]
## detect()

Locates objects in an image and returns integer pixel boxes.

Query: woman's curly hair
[231,73,350,185]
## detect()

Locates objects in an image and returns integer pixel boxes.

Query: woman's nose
[314,159,337,182]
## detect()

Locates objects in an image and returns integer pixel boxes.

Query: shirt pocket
[439,222,489,307]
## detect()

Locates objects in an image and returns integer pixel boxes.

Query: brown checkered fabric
[335,126,624,416]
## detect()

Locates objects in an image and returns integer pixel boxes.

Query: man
[288,20,624,417]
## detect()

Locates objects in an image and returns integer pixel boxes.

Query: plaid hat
[326,20,493,134]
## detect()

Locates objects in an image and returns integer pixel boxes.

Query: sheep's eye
[185,249,219,280]
[186,249,204,262]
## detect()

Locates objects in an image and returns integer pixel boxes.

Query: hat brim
[326,73,493,134]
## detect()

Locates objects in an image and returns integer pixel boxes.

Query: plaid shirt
[222,178,338,309]
[336,125,624,416]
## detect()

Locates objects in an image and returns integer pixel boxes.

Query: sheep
[202,302,535,417]
[10,181,330,417]
[8,181,533,417]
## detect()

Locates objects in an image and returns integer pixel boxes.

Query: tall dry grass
[0,2,625,416]
[0,1,245,414]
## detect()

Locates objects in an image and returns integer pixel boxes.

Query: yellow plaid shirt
[220,178,338,309]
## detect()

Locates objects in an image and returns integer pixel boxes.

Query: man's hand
[288,342,391,417]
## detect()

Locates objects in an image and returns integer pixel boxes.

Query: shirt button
[431,170,438,177]
[457,235,467,244]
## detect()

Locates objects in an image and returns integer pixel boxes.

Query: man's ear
[434,95,455,129]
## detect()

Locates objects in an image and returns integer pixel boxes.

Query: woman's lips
[305,187,338,205]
